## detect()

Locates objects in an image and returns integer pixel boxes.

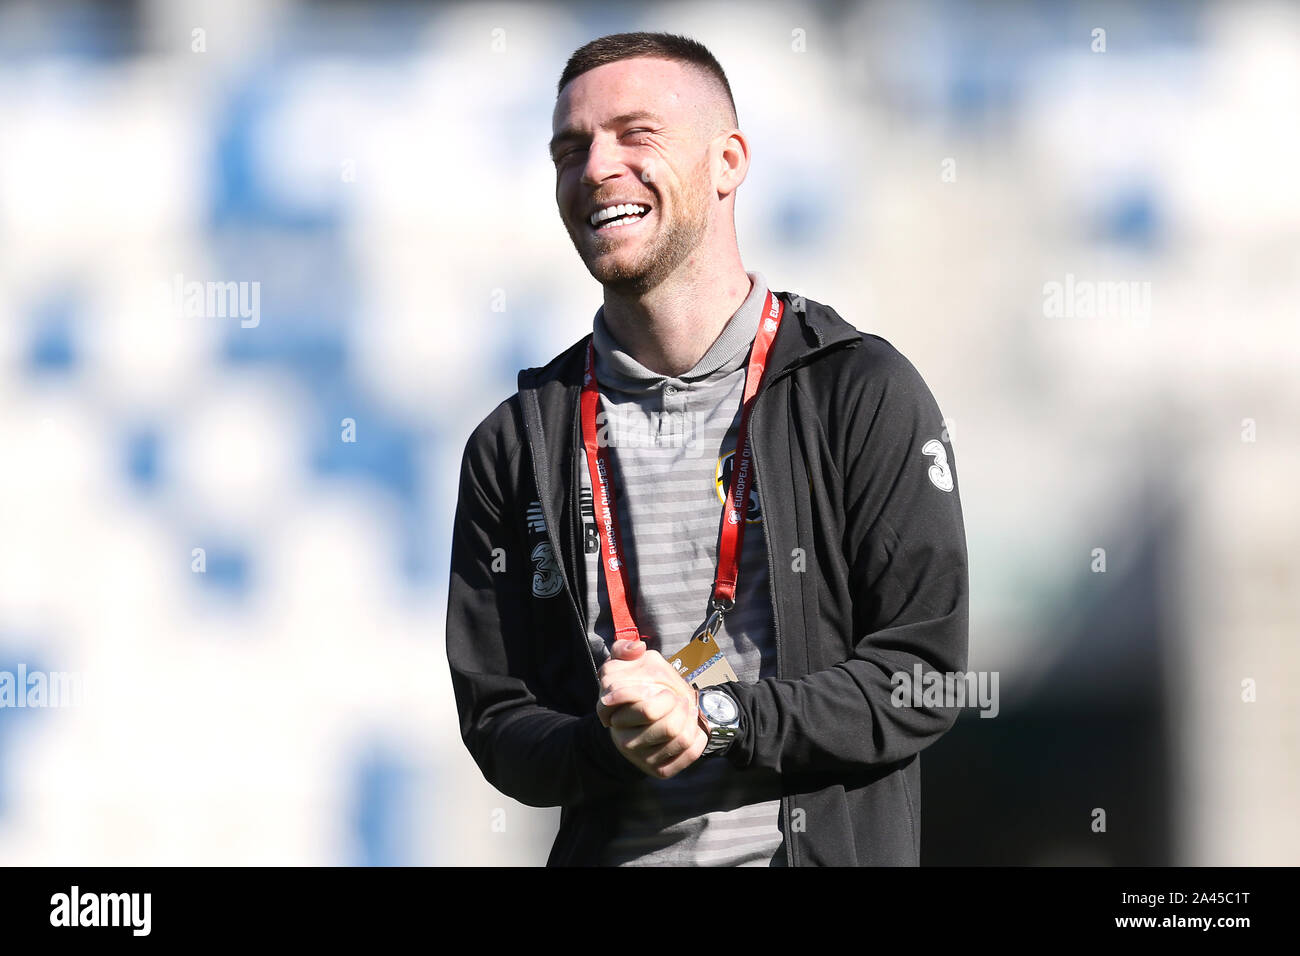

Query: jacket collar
[761,291,861,388]
[517,290,861,396]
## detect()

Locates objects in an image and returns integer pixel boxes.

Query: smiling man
[446,32,970,866]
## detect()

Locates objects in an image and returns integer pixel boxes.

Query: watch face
[702,690,738,723]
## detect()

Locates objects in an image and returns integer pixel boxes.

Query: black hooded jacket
[445,290,970,865]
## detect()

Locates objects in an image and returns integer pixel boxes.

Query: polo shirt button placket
[661,383,682,446]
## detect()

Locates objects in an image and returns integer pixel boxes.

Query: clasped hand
[596,639,707,779]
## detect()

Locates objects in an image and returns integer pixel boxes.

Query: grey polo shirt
[578,272,788,866]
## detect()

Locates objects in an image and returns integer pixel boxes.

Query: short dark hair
[556,32,738,126]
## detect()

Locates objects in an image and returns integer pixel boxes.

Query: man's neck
[600,264,753,378]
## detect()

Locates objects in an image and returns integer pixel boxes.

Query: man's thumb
[611,638,645,660]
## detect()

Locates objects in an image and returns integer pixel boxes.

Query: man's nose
[580,138,623,188]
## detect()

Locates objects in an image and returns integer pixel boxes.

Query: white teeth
[588,203,648,226]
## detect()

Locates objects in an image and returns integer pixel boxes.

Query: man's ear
[714,129,750,198]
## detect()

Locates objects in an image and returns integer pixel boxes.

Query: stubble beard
[569,171,712,297]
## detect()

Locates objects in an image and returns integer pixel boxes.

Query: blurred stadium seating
[0,0,1296,865]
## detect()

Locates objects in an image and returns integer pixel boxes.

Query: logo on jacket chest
[525,499,564,598]
[530,541,564,598]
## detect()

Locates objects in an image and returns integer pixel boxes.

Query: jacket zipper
[521,379,601,697]
[567,389,601,692]
[744,390,793,867]
[745,329,858,869]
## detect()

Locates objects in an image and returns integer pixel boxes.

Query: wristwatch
[696,686,742,756]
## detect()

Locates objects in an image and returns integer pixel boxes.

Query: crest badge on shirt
[715,450,762,524]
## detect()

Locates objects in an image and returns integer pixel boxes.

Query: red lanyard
[579,290,785,643]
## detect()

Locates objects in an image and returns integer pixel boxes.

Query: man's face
[551,57,718,294]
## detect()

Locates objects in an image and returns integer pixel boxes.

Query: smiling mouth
[586,202,651,231]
